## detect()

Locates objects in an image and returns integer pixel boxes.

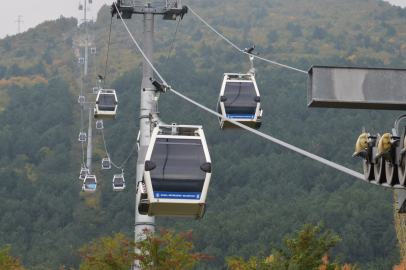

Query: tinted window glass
[114,177,124,187]
[223,82,257,115]
[85,177,96,184]
[98,94,116,111]
[150,138,206,193]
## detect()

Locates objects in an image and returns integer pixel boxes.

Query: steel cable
[187,6,307,74]
[113,3,405,189]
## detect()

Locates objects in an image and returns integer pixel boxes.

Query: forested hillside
[1,0,406,269]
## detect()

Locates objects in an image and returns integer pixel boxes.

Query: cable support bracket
[150,77,170,93]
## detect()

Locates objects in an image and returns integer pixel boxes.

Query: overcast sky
[0,0,405,39]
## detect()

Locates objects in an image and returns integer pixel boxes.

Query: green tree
[77,229,213,270]
[134,228,214,270]
[226,222,359,270]
[272,222,340,270]
[0,245,26,270]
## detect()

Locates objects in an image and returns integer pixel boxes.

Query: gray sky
[0,0,405,39]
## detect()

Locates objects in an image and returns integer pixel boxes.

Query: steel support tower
[84,0,89,76]
[86,109,93,174]
[113,1,186,267]
[134,11,156,239]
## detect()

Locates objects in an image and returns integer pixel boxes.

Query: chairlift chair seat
[94,89,118,120]
[82,175,97,193]
[217,73,262,130]
[102,158,111,170]
[140,124,211,218]
[113,174,126,191]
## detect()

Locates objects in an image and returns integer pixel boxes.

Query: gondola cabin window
[223,82,257,118]
[149,138,206,197]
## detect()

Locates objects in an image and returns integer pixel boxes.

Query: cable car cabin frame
[102,158,111,170]
[94,89,118,120]
[113,174,125,191]
[96,120,103,130]
[79,167,89,180]
[216,73,262,130]
[78,132,86,142]
[78,95,85,104]
[82,175,97,193]
[140,124,212,219]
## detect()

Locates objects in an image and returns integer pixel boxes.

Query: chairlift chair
[78,23,84,29]
[79,58,84,64]
[94,89,118,120]
[96,120,103,130]
[113,174,126,191]
[139,124,211,219]
[93,86,99,95]
[102,158,111,170]
[82,175,97,193]
[79,167,89,180]
[216,73,262,130]
[78,132,86,142]
[89,0,92,4]
[91,47,96,54]
[78,95,85,103]
[78,3,83,10]
[89,20,94,26]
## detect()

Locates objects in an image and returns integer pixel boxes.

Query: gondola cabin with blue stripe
[217,73,262,130]
[139,124,211,218]
[82,175,97,193]
[94,89,118,120]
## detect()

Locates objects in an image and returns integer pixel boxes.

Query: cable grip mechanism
[150,77,170,93]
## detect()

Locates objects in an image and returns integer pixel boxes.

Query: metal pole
[84,0,88,75]
[86,109,93,174]
[135,11,155,249]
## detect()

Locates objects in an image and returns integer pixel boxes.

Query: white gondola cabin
[113,174,125,191]
[216,73,262,130]
[79,167,89,180]
[79,58,84,64]
[96,120,103,130]
[94,89,118,120]
[102,158,111,170]
[78,132,86,142]
[78,95,85,104]
[93,86,99,95]
[139,124,211,219]
[82,175,97,193]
